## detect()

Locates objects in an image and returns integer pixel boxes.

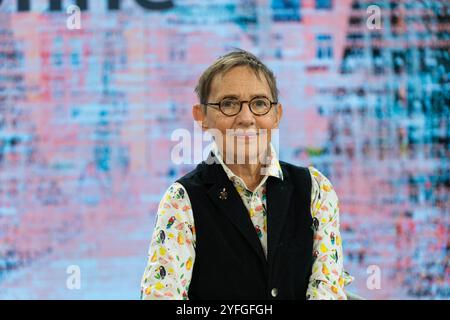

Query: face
[193,66,283,164]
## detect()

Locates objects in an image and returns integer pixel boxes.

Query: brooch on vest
[219,188,228,200]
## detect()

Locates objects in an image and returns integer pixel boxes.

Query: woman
[140,49,353,300]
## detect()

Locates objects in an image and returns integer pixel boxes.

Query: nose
[234,101,256,127]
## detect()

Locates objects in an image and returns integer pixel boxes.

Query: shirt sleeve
[306,166,354,300]
[140,182,196,300]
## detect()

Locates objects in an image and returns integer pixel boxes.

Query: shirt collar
[210,140,284,185]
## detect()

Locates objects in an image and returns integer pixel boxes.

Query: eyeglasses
[205,96,278,116]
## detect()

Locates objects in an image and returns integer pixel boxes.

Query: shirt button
[271,288,278,298]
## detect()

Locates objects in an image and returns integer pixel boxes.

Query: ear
[192,104,209,131]
[274,103,283,128]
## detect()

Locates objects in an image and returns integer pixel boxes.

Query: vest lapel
[266,172,293,263]
[203,154,267,265]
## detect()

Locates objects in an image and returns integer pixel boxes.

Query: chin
[234,147,267,165]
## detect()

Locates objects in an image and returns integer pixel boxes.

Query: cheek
[208,115,234,133]
[205,114,235,143]
[256,116,279,145]
[256,114,279,130]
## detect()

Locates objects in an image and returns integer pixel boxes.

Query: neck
[227,162,263,192]
[214,141,272,191]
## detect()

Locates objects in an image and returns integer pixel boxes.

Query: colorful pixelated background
[0,0,448,299]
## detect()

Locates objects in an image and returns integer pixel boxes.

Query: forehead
[209,66,271,100]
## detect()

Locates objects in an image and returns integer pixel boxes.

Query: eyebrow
[215,94,270,101]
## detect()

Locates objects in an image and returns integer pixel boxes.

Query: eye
[252,98,269,108]
[221,99,239,108]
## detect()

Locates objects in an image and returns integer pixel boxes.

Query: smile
[228,130,259,137]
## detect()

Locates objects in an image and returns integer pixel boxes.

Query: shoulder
[278,160,311,182]
[308,166,340,219]
[156,182,194,225]
[176,161,210,187]
[308,166,336,193]
[163,182,189,202]
[158,182,192,212]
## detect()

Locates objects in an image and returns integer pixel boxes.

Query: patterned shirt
[140,144,353,300]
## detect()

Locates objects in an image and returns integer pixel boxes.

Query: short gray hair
[194,49,279,112]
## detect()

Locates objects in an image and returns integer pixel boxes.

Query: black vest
[177,153,313,300]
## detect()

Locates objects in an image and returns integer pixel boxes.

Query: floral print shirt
[140,144,353,300]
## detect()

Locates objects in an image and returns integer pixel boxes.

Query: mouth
[228,130,259,138]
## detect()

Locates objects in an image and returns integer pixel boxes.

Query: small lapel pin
[219,187,228,200]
